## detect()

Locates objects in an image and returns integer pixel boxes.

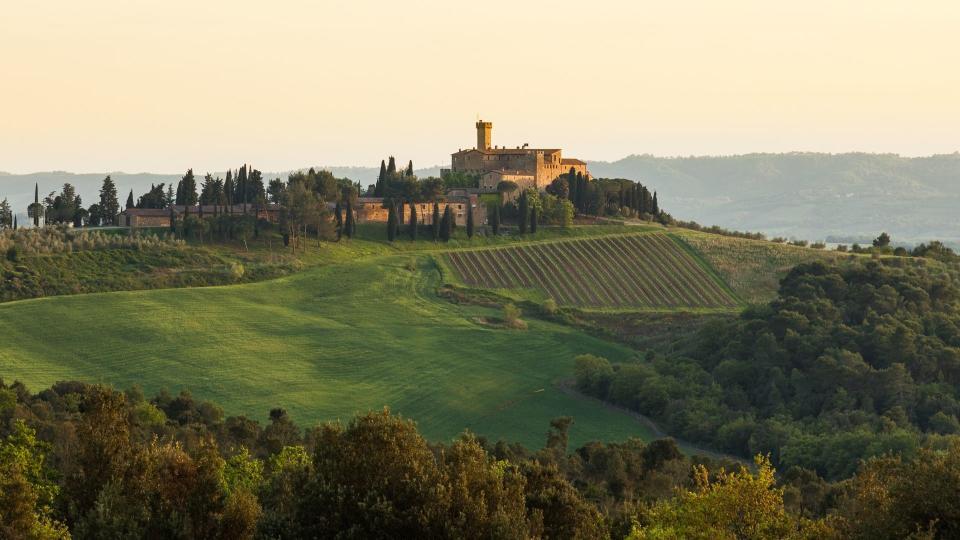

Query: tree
[344,199,355,239]
[334,201,343,238]
[387,204,397,242]
[518,192,528,234]
[432,202,441,241]
[491,204,500,235]
[87,203,102,227]
[0,198,11,228]
[267,178,286,204]
[405,160,414,177]
[177,169,198,206]
[873,232,891,248]
[466,201,474,239]
[529,207,537,234]
[652,191,659,215]
[408,201,418,240]
[30,183,41,227]
[387,156,397,176]
[547,177,569,200]
[440,206,452,242]
[99,176,120,225]
[125,189,134,210]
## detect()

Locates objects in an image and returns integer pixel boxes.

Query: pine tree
[491,204,500,235]
[466,200,474,239]
[530,207,538,234]
[518,192,528,234]
[344,200,354,238]
[432,202,441,241]
[99,176,120,226]
[126,190,134,210]
[405,160,414,177]
[408,201,417,240]
[387,204,397,242]
[440,206,452,242]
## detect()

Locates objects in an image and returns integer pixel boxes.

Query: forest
[576,259,960,481]
[2,380,958,539]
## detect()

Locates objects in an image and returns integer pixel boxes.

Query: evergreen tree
[32,183,40,226]
[344,200,354,238]
[0,198,11,229]
[387,156,397,176]
[126,189,134,210]
[652,191,659,215]
[518,192,528,234]
[177,168,198,206]
[375,160,387,197]
[440,206,452,241]
[387,204,397,242]
[466,200,474,239]
[167,183,176,208]
[432,202,441,241]
[169,205,176,232]
[530,207,538,234]
[567,170,578,209]
[13,215,17,230]
[405,160,414,177]
[575,173,586,213]
[99,176,120,226]
[408,201,418,240]
[334,201,343,233]
[491,204,500,235]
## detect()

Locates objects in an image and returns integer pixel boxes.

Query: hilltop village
[114,120,594,229]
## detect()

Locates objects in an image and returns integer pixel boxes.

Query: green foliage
[579,259,960,480]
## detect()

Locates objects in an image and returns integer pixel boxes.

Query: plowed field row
[445,234,737,309]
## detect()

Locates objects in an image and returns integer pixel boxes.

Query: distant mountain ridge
[2,153,958,244]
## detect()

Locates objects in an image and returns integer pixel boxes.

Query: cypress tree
[344,200,354,238]
[408,201,417,240]
[387,156,397,176]
[575,173,586,213]
[375,160,387,197]
[466,200,474,239]
[652,191,659,215]
[491,204,500,235]
[387,204,397,242]
[169,205,176,232]
[518,192,528,234]
[393,203,402,239]
[440,206,452,241]
[13,215,17,230]
[432,202,441,241]
[33,183,40,226]
[335,201,343,230]
[126,190,134,210]
[530,207,538,234]
[405,160,414,177]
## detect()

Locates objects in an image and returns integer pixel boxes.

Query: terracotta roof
[561,158,586,166]
[453,147,561,156]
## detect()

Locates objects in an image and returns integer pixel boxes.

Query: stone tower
[476,120,492,150]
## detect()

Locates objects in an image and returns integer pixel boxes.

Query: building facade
[448,121,590,192]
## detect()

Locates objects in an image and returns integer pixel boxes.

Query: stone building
[119,204,281,228]
[345,195,484,227]
[447,121,590,192]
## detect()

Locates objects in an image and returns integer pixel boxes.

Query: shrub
[543,298,558,315]
[503,303,527,330]
[5,245,17,262]
[229,262,245,281]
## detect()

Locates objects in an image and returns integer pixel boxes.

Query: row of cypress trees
[386,201,470,242]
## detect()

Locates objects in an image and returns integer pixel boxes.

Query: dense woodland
[577,259,960,482]
[2,380,958,539]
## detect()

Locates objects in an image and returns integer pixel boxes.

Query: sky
[2,0,959,174]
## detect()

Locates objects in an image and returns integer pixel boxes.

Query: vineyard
[444,233,738,309]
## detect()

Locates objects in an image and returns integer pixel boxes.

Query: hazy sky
[2,1,959,173]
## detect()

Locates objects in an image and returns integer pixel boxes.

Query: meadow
[0,244,657,450]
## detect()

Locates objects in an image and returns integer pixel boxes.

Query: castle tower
[476,120,492,150]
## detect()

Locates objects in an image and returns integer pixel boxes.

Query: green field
[444,232,738,309]
[0,244,658,449]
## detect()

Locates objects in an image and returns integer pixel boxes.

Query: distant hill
[587,153,960,245]
[3,153,959,244]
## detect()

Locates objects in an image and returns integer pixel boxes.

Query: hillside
[588,153,960,245]
[0,244,654,450]
[444,232,737,310]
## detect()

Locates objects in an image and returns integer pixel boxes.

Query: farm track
[443,233,739,309]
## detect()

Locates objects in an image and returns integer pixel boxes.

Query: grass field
[0,245,661,450]
[443,232,738,309]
